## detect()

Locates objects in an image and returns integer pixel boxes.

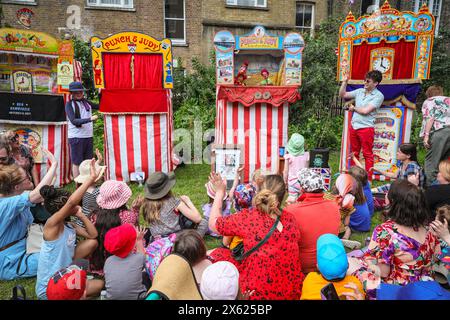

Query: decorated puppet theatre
[0,27,75,186]
[91,32,174,182]
[338,1,435,180]
[214,26,306,183]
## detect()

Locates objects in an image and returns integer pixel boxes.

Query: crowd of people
[0,79,449,301]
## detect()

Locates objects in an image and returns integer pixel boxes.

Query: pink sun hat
[205,181,227,201]
[96,180,132,210]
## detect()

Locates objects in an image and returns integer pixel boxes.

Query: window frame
[164,0,186,45]
[86,0,134,9]
[295,1,315,36]
[1,0,37,4]
[226,0,267,9]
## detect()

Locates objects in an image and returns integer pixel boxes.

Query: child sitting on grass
[36,159,104,300]
[104,224,148,300]
[301,234,365,300]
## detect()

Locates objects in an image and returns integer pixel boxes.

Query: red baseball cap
[46,265,87,300]
[104,224,137,258]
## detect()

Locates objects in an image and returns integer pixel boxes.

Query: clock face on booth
[370,48,395,80]
[373,57,391,73]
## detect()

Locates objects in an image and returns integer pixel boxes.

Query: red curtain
[133,54,163,89]
[103,53,133,89]
[100,89,168,113]
[351,39,415,80]
[102,53,163,89]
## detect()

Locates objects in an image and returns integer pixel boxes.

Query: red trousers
[349,125,374,179]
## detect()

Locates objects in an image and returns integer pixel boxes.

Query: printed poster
[57,63,73,86]
[373,107,404,174]
[2,124,44,163]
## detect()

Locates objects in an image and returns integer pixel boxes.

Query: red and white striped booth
[91,32,174,182]
[215,86,300,182]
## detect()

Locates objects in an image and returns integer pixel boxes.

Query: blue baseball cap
[317,234,349,281]
[377,281,450,300]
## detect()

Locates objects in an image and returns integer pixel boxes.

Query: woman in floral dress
[348,180,441,299]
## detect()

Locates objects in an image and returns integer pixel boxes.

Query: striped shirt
[73,188,100,228]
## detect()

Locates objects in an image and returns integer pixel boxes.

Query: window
[296,2,314,35]
[361,0,380,15]
[407,0,442,36]
[164,0,186,44]
[87,0,133,9]
[226,0,267,8]
[1,0,36,3]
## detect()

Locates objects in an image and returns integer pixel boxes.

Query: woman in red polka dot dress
[208,173,304,300]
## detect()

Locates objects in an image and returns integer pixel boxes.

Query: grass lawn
[0,150,401,299]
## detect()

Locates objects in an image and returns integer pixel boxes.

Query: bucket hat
[68,81,86,92]
[144,171,176,200]
[286,133,305,157]
[96,180,132,210]
[205,181,227,201]
[74,159,106,184]
[104,224,137,259]
[297,168,325,192]
[200,261,239,300]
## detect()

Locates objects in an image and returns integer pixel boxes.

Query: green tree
[72,37,97,100]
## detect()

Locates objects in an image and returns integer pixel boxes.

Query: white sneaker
[341,239,362,250]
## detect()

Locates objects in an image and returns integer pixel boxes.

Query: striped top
[73,187,100,228]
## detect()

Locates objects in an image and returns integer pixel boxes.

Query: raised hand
[136,226,147,241]
[42,149,57,166]
[95,148,103,165]
[89,158,102,182]
[209,172,226,194]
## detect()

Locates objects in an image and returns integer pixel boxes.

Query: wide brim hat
[205,181,227,201]
[147,253,202,300]
[96,180,132,210]
[68,81,86,92]
[286,133,305,156]
[74,159,107,184]
[144,171,176,200]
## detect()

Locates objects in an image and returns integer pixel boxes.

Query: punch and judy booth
[214,26,304,182]
[0,28,74,186]
[91,32,174,181]
[338,1,435,180]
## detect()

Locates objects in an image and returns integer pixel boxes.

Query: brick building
[1,1,447,70]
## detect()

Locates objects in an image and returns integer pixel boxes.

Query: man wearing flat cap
[65,81,99,179]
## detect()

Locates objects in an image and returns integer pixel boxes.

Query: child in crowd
[73,149,106,228]
[142,171,208,238]
[89,180,142,276]
[202,176,235,237]
[325,174,359,248]
[103,224,148,300]
[200,261,240,300]
[173,229,212,285]
[283,133,310,204]
[345,169,371,237]
[301,234,364,300]
[374,143,426,191]
[348,164,374,217]
[222,181,256,253]
[36,159,104,300]
[46,261,89,300]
